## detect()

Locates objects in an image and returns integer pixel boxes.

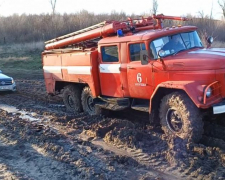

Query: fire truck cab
[42,15,225,143]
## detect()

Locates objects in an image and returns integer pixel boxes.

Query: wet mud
[0,78,225,179]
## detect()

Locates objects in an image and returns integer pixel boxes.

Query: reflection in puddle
[0,104,44,122]
[0,103,61,135]
[0,104,18,113]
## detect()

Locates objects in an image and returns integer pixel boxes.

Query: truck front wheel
[81,87,102,116]
[63,85,82,113]
[159,92,203,143]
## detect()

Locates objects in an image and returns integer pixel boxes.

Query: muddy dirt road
[0,76,225,180]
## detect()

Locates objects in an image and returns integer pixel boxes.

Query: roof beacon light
[117,29,124,37]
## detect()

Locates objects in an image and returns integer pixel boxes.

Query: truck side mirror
[207,36,213,44]
[206,36,213,49]
[140,50,148,65]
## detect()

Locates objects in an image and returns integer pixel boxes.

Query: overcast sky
[0,0,223,20]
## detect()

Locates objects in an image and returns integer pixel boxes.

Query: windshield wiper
[188,46,202,50]
[173,49,186,56]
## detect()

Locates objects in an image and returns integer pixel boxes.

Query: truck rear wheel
[81,87,102,116]
[63,85,82,113]
[159,92,203,143]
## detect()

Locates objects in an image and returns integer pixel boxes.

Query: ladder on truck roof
[45,14,189,50]
[45,21,106,44]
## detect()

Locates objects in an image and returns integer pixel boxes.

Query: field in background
[0,42,44,79]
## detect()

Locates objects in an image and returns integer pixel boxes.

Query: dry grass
[212,41,225,48]
[0,57,29,61]
[9,41,44,51]
[0,42,44,72]
[0,41,44,53]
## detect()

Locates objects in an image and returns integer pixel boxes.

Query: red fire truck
[42,15,225,142]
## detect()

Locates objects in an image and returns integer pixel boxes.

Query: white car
[0,70,16,92]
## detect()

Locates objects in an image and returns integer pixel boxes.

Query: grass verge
[0,42,44,79]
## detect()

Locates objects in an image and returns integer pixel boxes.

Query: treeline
[0,10,129,44]
[167,16,225,44]
[0,10,224,44]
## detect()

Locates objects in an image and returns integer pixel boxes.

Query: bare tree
[49,0,57,15]
[49,0,57,37]
[218,0,225,18]
[198,2,213,19]
[198,10,205,19]
[209,2,214,19]
[152,0,158,15]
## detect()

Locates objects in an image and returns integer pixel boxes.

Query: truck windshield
[149,31,203,59]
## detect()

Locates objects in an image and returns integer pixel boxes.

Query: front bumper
[0,83,16,92]
[213,99,225,114]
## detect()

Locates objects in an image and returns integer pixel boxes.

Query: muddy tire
[81,86,102,116]
[63,85,82,113]
[159,91,203,143]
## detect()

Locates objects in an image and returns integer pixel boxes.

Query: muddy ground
[0,74,225,180]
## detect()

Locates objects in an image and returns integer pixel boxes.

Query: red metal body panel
[148,50,225,110]
[98,43,123,97]
[127,61,153,99]
[42,53,62,94]
[151,81,220,110]
[99,72,122,97]
[42,49,101,97]
[120,43,130,97]
[216,69,225,97]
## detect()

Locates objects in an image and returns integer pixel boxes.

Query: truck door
[99,44,123,97]
[127,42,153,99]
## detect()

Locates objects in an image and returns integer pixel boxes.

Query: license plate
[0,85,12,90]
[213,105,225,114]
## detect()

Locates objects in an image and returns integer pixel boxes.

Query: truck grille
[0,79,12,86]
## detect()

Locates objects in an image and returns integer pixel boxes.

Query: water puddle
[0,104,18,113]
[0,104,45,122]
[0,103,62,135]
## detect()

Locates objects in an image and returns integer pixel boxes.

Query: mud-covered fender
[149,81,209,112]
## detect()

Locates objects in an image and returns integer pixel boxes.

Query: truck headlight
[206,87,212,97]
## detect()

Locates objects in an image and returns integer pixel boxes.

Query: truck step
[131,105,149,112]
[131,99,149,112]
[94,97,130,111]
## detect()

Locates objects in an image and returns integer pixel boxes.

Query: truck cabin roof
[98,26,197,45]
